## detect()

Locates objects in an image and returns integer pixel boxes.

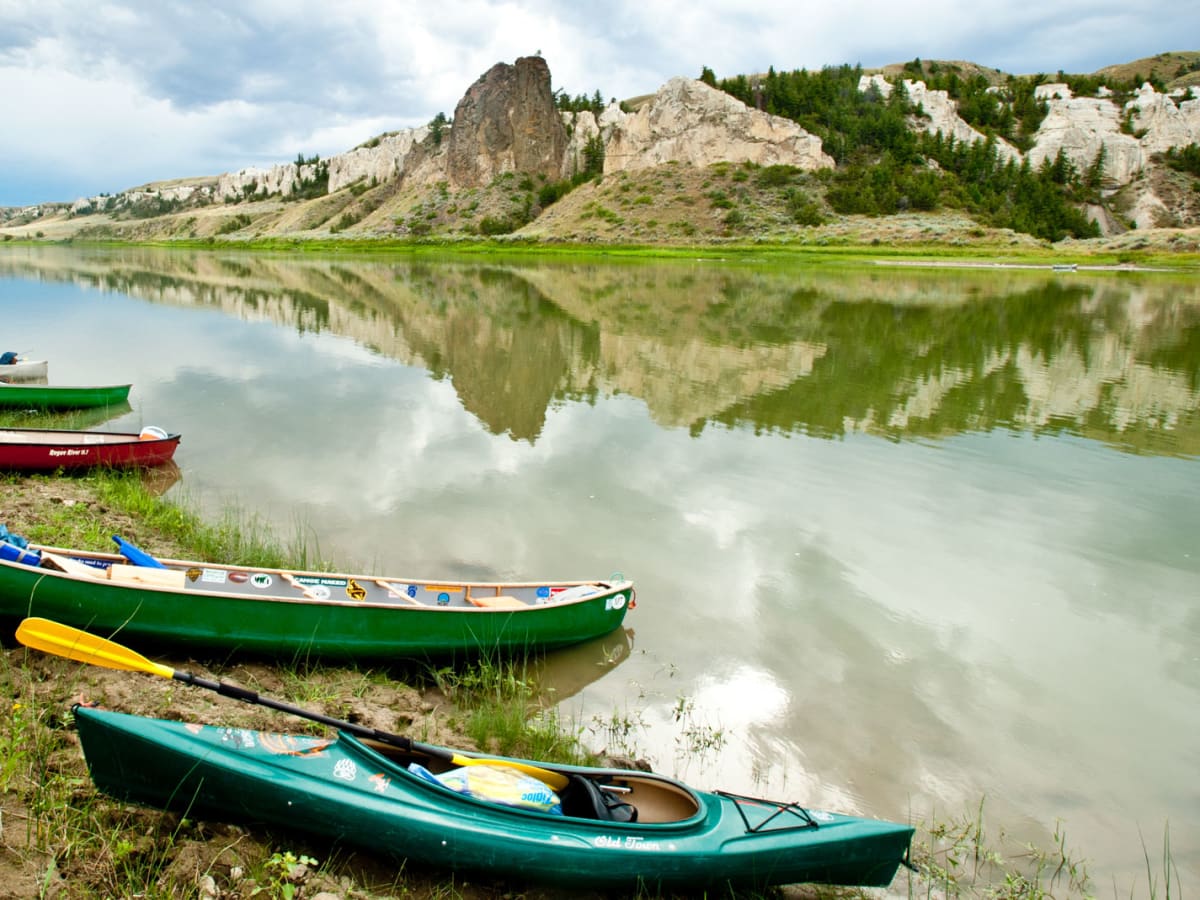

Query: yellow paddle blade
[448,753,570,791]
[16,617,175,679]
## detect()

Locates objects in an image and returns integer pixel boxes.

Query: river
[2,244,1197,892]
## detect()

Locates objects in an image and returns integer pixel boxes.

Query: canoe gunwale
[25,544,631,610]
[0,427,181,445]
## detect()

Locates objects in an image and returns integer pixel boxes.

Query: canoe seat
[469,595,527,610]
[40,552,105,579]
[559,775,638,822]
[107,563,187,589]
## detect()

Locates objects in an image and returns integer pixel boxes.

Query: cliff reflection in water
[4,245,1198,457]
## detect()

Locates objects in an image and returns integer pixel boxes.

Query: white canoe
[0,358,49,382]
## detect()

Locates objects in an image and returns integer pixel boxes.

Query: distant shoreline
[872,259,1171,273]
[1,233,1198,272]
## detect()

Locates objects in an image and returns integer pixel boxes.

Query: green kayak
[73,705,914,892]
[0,381,131,410]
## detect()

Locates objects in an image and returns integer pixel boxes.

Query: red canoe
[0,427,181,471]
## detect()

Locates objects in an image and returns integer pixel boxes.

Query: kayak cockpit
[559,770,701,823]
[359,737,702,824]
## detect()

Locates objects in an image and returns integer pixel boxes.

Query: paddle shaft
[174,670,421,752]
[176,671,566,786]
[15,616,568,789]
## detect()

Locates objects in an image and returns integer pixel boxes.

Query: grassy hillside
[1093,50,1200,90]
[872,51,1200,91]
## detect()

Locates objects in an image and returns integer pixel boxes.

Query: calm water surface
[2,245,1197,890]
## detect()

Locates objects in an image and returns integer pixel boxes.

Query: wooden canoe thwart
[0,381,131,410]
[0,427,180,471]
[0,539,636,660]
[72,705,915,892]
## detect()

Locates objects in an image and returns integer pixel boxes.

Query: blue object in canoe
[112,535,166,568]
[0,539,41,567]
[0,525,40,567]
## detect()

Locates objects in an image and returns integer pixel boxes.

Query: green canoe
[0,381,131,410]
[73,705,915,892]
[0,541,635,660]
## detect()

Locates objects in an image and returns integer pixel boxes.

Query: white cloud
[1,0,1197,205]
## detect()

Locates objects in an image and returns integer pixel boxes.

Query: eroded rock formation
[597,76,833,173]
[209,58,831,202]
[859,74,1021,163]
[446,56,567,188]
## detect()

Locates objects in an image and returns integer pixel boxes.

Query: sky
[1,0,1196,208]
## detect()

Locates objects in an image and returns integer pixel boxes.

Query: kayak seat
[559,775,638,822]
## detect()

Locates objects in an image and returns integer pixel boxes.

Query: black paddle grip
[174,671,257,702]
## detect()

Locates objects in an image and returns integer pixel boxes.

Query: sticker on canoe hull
[250,573,273,589]
[606,594,627,611]
[345,579,367,601]
[198,568,227,584]
[294,575,349,588]
[258,733,332,756]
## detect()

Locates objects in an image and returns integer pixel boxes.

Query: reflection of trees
[3,246,1198,456]
[707,282,1200,456]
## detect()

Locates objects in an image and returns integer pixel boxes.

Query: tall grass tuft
[429,651,590,766]
[1140,823,1180,900]
[15,469,328,570]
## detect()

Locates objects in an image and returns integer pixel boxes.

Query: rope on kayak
[716,791,821,833]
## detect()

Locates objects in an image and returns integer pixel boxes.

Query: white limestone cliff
[216,161,322,201]
[850,75,1199,230]
[1127,83,1200,154]
[1027,83,1145,183]
[598,77,833,174]
[857,76,1200,192]
[858,74,1020,163]
[71,183,213,214]
[326,127,430,192]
